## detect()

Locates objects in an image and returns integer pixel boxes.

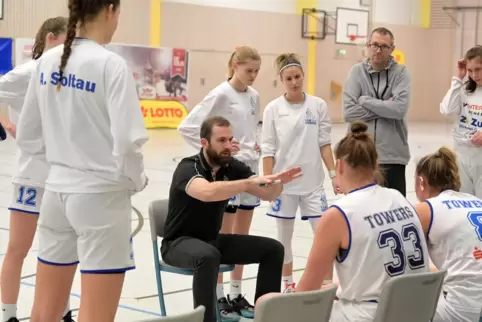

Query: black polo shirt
[163,151,255,242]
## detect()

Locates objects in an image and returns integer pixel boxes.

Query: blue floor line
[20,281,163,317]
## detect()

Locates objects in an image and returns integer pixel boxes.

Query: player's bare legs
[228,208,255,318]
[1,211,38,321]
[30,262,76,322]
[77,273,125,322]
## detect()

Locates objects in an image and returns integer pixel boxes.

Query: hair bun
[436,146,456,161]
[350,120,368,138]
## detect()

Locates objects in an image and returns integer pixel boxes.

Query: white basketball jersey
[178,81,260,163]
[16,38,148,193]
[0,59,49,187]
[260,94,331,195]
[334,184,430,303]
[426,190,482,309]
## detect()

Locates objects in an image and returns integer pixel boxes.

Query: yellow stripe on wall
[420,0,431,28]
[150,0,162,47]
[296,0,318,96]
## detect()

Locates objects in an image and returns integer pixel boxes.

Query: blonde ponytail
[416,146,461,192]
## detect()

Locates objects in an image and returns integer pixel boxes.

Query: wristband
[329,170,336,179]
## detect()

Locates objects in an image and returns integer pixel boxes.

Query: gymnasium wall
[161,0,456,122]
[0,0,460,123]
[0,0,151,45]
[453,0,482,60]
[160,1,308,118]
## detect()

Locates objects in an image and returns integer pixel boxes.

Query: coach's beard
[206,146,231,166]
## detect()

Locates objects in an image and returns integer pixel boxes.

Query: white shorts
[8,183,45,215]
[456,145,482,199]
[267,186,328,220]
[329,300,377,322]
[37,190,135,273]
[433,292,481,322]
[227,160,260,211]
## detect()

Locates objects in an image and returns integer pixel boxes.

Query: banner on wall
[106,44,189,129]
[15,38,35,66]
[0,38,13,75]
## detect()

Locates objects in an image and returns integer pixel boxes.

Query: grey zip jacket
[342,56,411,165]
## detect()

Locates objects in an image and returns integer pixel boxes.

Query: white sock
[63,299,70,317]
[230,280,242,297]
[282,275,293,285]
[216,283,225,300]
[309,217,320,232]
[2,304,16,322]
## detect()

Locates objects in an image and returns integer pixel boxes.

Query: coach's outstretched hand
[267,167,302,185]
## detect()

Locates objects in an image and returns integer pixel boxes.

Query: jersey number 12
[16,186,37,207]
[377,223,425,277]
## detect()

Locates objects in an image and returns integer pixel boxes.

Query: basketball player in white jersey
[261,53,337,293]
[414,147,482,322]
[257,120,429,321]
[15,1,148,321]
[0,17,76,322]
[440,46,482,198]
[177,46,261,318]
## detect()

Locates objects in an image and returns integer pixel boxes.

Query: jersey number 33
[377,223,426,277]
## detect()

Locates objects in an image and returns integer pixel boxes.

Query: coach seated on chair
[161,116,302,322]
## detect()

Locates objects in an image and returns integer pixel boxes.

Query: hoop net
[349,35,367,62]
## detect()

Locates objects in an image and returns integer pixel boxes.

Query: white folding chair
[373,270,447,322]
[137,305,205,322]
[254,285,338,322]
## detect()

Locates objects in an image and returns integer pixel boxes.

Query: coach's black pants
[161,234,284,322]
[0,122,6,141]
[380,164,406,197]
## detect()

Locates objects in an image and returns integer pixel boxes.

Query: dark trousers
[161,234,284,322]
[0,122,6,141]
[380,164,406,197]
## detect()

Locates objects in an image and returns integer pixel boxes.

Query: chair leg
[157,270,167,316]
[215,299,221,322]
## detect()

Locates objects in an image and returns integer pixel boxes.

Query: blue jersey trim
[331,205,352,263]
[425,200,434,238]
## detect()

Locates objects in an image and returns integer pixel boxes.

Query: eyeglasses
[368,43,392,51]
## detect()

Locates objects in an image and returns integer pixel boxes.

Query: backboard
[301,8,327,40]
[335,7,370,45]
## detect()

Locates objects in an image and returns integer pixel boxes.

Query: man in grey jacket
[342,27,410,196]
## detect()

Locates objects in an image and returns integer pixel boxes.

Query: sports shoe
[217,297,241,322]
[6,318,19,322]
[62,310,75,322]
[228,294,255,319]
[283,282,296,293]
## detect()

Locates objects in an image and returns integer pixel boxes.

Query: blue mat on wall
[0,37,13,75]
